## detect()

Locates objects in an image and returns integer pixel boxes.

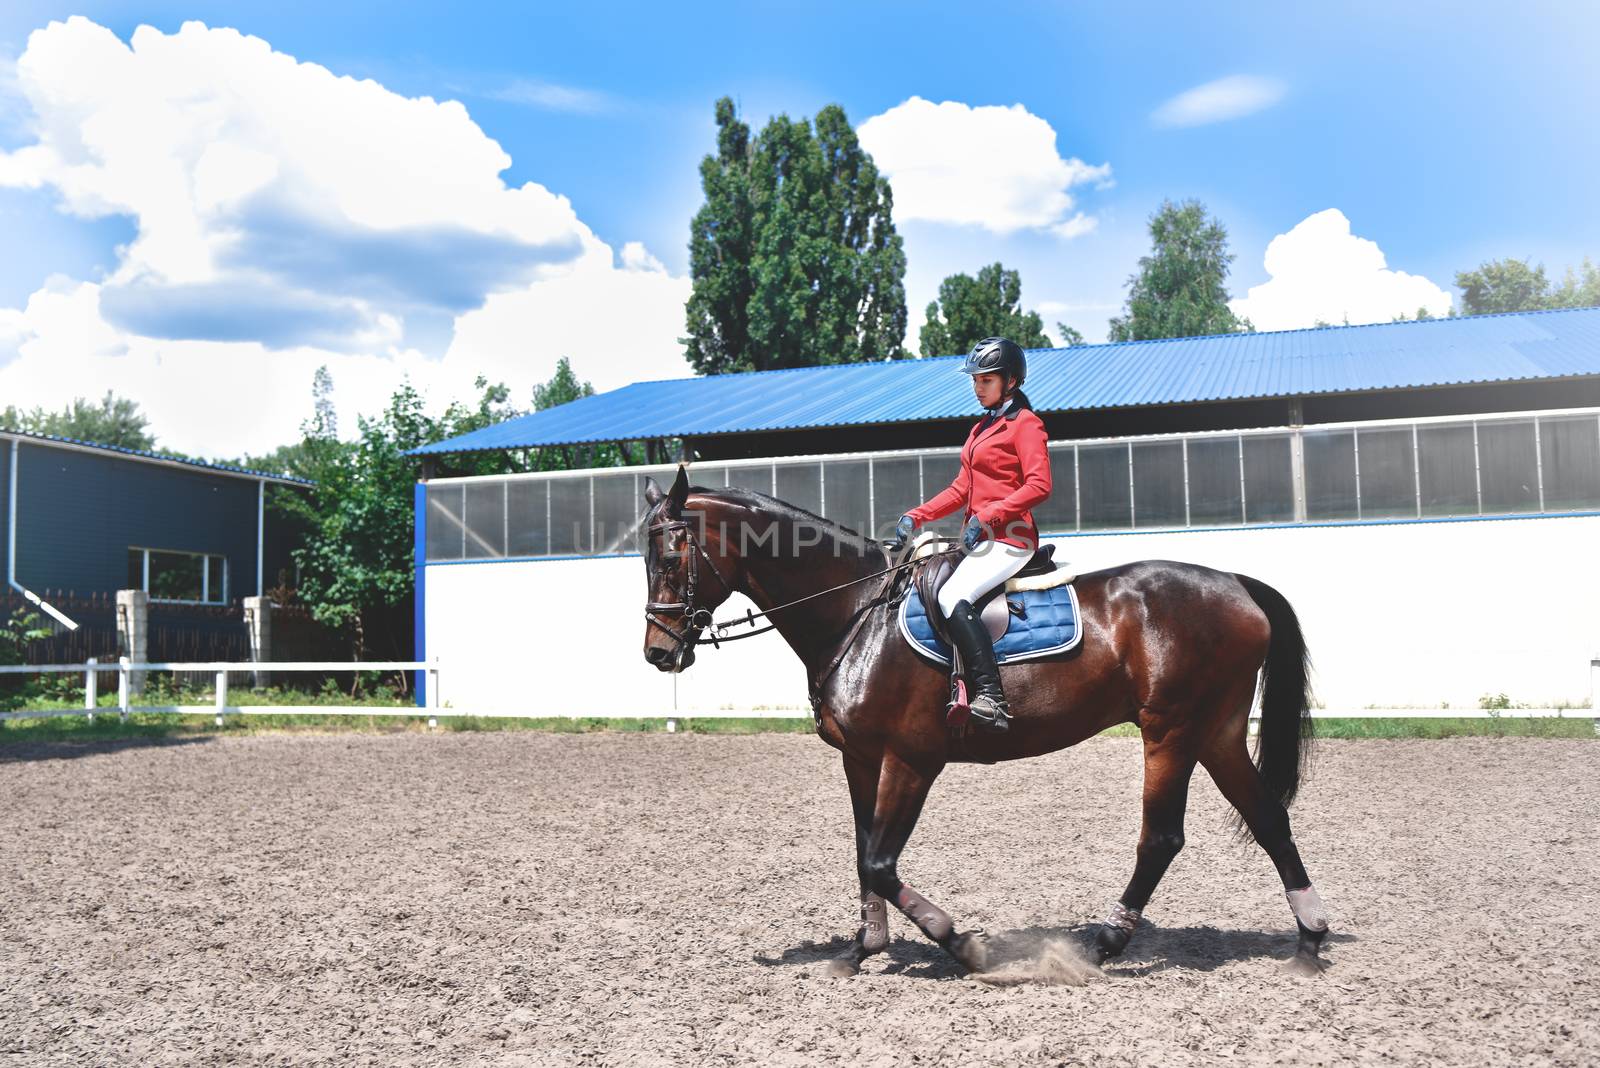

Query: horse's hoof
[947,931,989,973]
[1285,950,1328,977]
[1095,923,1132,963]
[821,956,861,978]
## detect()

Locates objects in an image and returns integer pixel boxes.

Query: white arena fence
[1,658,1595,732]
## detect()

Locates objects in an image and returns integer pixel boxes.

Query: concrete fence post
[84,656,98,718]
[244,596,272,689]
[115,589,148,696]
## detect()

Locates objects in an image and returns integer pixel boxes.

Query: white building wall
[423,513,1600,714]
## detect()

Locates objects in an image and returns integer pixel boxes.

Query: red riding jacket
[907,400,1053,549]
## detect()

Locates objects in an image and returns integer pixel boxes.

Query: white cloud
[486,78,612,115]
[1229,209,1454,331]
[857,97,1111,237]
[0,278,435,455]
[1051,213,1097,240]
[444,245,692,395]
[0,16,598,342]
[1152,75,1286,127]
[0,18,693,457]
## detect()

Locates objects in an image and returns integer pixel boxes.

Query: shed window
[128,547,227,604]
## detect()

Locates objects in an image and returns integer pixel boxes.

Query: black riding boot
[946,599,1011,732]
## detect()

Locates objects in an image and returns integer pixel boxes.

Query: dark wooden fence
[0,590,367,697]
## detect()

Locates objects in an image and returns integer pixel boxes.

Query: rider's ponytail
[1010,387,1033,412]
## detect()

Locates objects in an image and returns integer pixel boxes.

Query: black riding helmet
[961,336,1026,389]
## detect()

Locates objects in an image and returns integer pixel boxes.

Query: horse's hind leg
[823,752,890,977]
[1095,733,1199,963]
[1201,737,1330,972]
[862,751,988,973]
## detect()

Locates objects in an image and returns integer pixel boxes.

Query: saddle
[910,536,1064,645]
[902,533,1082,735]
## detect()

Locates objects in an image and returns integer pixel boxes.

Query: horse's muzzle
[645,644,695,672]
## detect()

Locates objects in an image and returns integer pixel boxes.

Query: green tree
[533,355,594,411]
[1054,323,1086,347]
[279,372,527,672]
[0,390,155,450]
[1108,199,1248,342]
[918,263,1053,357]
[685,97,907,373]
[0,609,51,710]
[1549,258,1600,308]
[525,356,647,471]
[684,98,755,376]
[1455,258,1553,315]
[1456,256,1600,315]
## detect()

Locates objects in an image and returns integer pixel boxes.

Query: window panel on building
[425,483,465,561]
[1243,435,1295,523]
[1132,441,1186,528]
[591,472,641,555]
[1032,447,1078,534]
[821,460,871,539]
[548,476,592,555]
[1302,429,1358,521]
[726,463,774,495]
[688,465,728,490]
[1079,443,1132,530]
[506,479,548,557]
[1477,419,1540,514]
[463,481,507,559]
[149,550,204,601]
[1417,424,1478,517]
[1186,436,1244,526]
[775,462,823,518]
[1238,435,1294,523]
[1538,415,1600,510]
[1355,426,1417,519]
[207,555,226,603]
[870,457,922,540]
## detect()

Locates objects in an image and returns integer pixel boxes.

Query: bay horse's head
[640,465,738,672]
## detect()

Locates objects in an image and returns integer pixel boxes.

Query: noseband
[644,517,730,651]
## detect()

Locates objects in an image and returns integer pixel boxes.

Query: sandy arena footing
[2,732,1596,1066]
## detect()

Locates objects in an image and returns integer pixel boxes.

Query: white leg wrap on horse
[1286,886,1329,932]
[1104,901,1141,932]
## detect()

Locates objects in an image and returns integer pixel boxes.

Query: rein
[644,517,957,654]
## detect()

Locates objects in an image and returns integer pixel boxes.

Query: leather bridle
[643,516,733,653]
[644,512,957,670]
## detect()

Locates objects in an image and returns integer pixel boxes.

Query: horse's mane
[687,484,881,558]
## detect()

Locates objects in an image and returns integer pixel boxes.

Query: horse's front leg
[863,751,988,973]
[824,751,890,977]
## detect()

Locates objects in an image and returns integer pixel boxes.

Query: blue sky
[1,2,1596,454]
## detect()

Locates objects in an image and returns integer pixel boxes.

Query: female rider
[892,336,1052,733]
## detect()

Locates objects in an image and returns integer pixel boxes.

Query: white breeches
[936,539,1035,618]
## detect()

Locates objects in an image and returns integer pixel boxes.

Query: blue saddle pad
[898,581,1082,667]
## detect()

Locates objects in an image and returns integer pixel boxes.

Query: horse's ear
[643,476,664,507]
[666,464,690,513]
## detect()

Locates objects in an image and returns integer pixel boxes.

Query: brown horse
[640,466,1330,976]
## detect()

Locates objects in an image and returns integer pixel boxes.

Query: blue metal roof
[411,306,1600,454]
[0,428,312,485]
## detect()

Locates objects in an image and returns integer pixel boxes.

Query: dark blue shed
[1,430,308,629]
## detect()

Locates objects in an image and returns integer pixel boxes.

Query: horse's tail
[1236,573,1314,809]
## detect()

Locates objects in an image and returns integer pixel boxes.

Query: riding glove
[962,516,986,551]
[889,513,916,550]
